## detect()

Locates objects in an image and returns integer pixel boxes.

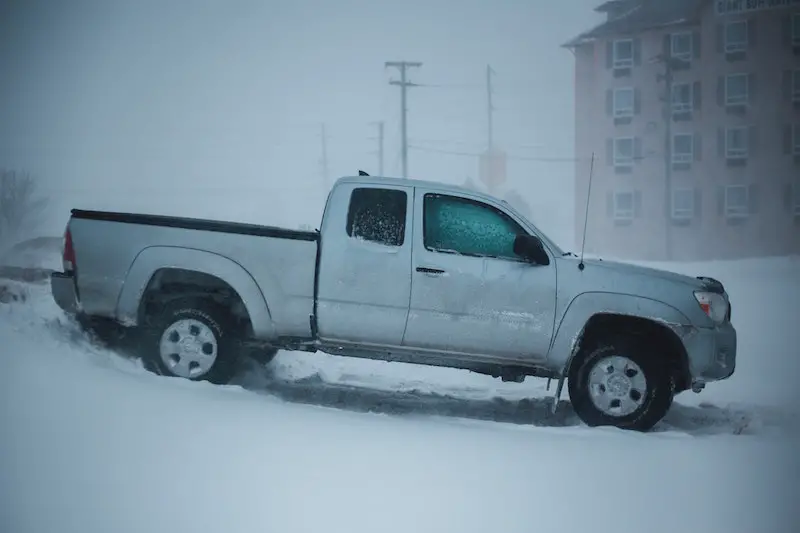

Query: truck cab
[315,176,559,369]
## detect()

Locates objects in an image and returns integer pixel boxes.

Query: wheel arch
[550,292,692,391]
[566,312,691,393]
[115,246,276,339]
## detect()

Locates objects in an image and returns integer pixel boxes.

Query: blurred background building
[565,0,800,261]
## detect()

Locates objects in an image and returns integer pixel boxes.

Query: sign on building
[479,147,507,192]
[715,0,800,16]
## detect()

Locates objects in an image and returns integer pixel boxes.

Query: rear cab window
[346,187,408,247]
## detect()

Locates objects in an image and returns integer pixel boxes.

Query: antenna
[578,152,595,271]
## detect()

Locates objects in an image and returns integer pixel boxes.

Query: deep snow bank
[1,257,799,533]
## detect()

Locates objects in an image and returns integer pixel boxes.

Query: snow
[2,256,800,533]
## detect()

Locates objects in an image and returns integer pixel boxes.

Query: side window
[346,187,407,246]
[423,193,527,260]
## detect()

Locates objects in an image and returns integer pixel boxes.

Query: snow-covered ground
[2,256,799,533]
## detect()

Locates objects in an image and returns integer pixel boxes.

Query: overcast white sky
[0,0,603,246]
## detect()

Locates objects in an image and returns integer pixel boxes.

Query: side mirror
[513,234,550,265]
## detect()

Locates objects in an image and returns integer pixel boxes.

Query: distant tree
[0,169,48,256]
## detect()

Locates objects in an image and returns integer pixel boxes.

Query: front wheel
[567,336,674,432]
[138,298,241,384]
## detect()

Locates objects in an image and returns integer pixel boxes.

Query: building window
[671,32,693,61]
[672,133,694,164]
[724,20,748,53]
[725,73,749,106]
[672,188,695,220]
[725,127,749,159]
[612,39,634,69]
[613,191,634,221]
[793,70,800,103]
[613,87,634,117]
[724,185,749,218]
[672,83,693,114]
[613,137,635,167]
[346,187,407,246]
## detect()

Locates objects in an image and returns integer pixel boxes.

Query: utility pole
[385,61,422,178]
[655,54,687,261]
[369,121,384,175]
[486,64,495,150]
[320,123,329,188]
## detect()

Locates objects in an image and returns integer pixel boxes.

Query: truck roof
[335,175,481,198]
[335,174,566,257]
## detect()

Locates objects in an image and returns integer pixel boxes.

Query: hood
[564,257,707,289]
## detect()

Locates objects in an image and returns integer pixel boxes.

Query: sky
[0,0,603,246]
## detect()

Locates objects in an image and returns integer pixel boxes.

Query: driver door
[401,189,557,362]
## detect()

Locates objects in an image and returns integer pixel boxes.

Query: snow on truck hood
[561,256,710,290]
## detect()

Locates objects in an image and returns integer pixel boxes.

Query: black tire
[567,335,674,432]
[137,298,242,385]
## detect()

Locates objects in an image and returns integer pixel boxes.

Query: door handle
[416,266,445,274]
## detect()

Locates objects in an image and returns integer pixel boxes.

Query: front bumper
[682,320,737,389]
[51,271,78,314]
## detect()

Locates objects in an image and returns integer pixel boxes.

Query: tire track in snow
[5,285,798,438]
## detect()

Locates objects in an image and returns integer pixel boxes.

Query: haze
[0,0,601,247]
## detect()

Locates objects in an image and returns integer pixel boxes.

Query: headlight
[693,291,728,324]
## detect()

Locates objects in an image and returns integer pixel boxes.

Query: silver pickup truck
[50,174,737,431]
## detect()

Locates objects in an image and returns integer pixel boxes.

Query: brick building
[564,0,800,261]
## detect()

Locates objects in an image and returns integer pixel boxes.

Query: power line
[385,60,422,178]
[410,137,546,152]
[413,82,481,90]
[408,144,592,163]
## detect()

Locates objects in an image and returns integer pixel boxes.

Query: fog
[0,0,603,247]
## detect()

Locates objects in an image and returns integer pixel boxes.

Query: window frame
[612,39,634,69]
[724,20,748,53]
[345,186,408,247]
[613,191,635,221]
[613,87,634,118]
[724,184,749,218]
[421,192,531,262]
[672,133,694,164]
[671,188,695,220]
[671,31,693,61]
[725,127,749,159]
[724,73,749,106]
[671,82,693,114]
[613,136,635,167]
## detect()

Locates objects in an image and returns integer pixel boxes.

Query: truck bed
[68,209,319,340]
[71,209,318,242]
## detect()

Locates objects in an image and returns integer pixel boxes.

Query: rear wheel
[567,335,674,432]
[139,298,241,384]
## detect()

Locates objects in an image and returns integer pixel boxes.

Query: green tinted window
[423,193,526,260]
